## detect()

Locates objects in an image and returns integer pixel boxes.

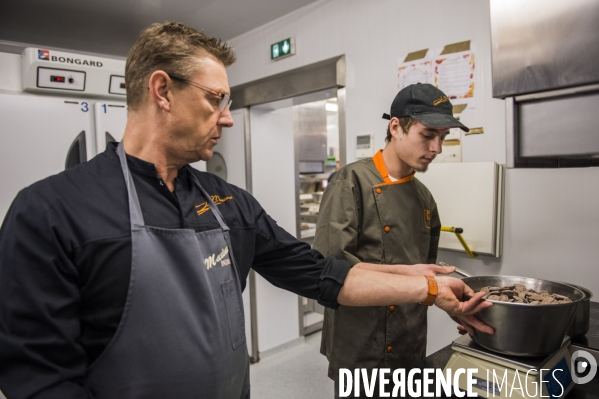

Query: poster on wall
[397,49,433,91]
[434,40,475,108]
[397,41,475,108]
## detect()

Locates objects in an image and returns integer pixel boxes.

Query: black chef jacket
[0,142,353,399]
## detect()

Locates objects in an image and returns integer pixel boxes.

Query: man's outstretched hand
[435,276,494,335]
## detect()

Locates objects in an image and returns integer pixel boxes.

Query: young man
[0,24,490,399]
[314,83,470,396]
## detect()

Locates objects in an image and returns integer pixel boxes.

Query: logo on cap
[433,95,449,106]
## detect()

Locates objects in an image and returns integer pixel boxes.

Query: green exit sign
[271,38,295,60]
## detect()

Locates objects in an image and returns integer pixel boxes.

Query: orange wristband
[422,275,438,306]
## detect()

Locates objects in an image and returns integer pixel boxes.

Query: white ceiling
[0,0,319,58]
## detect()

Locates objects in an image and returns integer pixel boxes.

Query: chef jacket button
[376,188,382,194]
[387,346,393,353]
[384,226,391,233]
[389,305,395,312]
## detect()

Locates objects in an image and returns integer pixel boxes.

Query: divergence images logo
[571,350,597,385]
[38,49,50,61]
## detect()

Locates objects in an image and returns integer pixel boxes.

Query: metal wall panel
[230,56,344,109]
[490,0,599,98]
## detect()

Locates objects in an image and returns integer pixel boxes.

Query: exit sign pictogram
[271,38,295,60]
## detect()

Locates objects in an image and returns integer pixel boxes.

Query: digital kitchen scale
[570,301,599,371]
[444,335,574,398]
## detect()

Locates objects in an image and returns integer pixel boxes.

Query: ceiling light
[326,103,338,112]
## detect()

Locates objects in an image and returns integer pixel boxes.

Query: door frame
[230,56,347,357]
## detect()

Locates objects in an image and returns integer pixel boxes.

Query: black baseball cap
[382,83,469,132]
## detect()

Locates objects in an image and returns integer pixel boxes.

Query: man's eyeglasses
[168,73,232,111]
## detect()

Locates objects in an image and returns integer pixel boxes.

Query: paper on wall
[434,40,476,108]
[397,42,475,108]
[397,49,433,91]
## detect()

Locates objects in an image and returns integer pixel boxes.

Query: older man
[0,23,491,399]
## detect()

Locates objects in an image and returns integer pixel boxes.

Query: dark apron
[84,144,249,399]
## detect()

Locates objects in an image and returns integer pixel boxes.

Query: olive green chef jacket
[313,149,441,381]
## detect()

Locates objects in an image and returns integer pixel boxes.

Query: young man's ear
[389,117,403,140]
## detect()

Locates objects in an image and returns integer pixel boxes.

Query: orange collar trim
[372,149,415,186]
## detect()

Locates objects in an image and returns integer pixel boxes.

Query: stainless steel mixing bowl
[460,275,585,357]
[565,283,593,337]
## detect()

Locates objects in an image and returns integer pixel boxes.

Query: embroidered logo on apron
[204,246,231,270]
